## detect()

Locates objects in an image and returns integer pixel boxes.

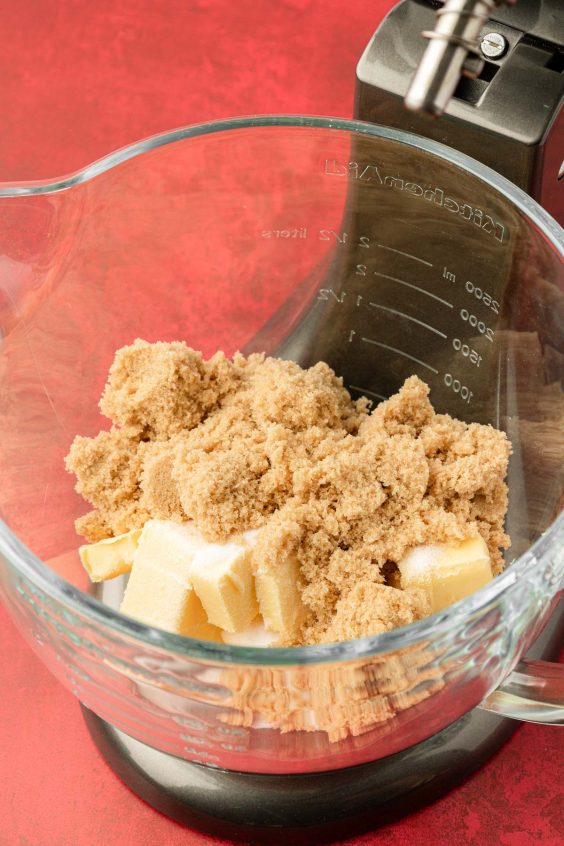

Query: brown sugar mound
[67,428,150,540]
[66,339,511,645]
[320,582,432,644]
[99,340,234,438]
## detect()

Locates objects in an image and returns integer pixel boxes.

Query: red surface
[0,1,563,844]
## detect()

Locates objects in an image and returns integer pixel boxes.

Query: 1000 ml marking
[444,373,473,403]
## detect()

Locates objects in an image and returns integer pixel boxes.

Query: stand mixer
[357,0,563,225]
[72,0,564,835]
[0,1,562,842]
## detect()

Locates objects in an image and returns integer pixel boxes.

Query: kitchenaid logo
[324,160,506,243]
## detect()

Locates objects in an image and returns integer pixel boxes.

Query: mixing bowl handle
[479,658,564,725]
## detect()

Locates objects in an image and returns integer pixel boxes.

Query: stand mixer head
[357,0,563,223]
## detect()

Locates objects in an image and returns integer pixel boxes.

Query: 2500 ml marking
[465,280,500,314]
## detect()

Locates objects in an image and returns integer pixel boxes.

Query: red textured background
[0,1,563,844]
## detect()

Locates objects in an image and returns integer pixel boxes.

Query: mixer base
[82,603,563,843]
[83,706,517,843]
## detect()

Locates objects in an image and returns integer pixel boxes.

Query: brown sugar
[320,582,431,644]
[66,339,511,645]
[99,340,236,437]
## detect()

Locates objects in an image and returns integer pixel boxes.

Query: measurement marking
[349,385,388,402]
[361,338,439,374]
[369,302,447,338]
[375,243,433,267]
[373,271,453,308]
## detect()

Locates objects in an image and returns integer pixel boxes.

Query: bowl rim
[0,114,562,666]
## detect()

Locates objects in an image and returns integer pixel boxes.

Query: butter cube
[254,552,305,639]
[190,540,258,632]
[398,536,493,613]
[222,617,280,647]
[79,529,142,582]
[120,520,221,640]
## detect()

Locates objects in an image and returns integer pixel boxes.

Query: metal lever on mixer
[355,0,563,220]
[405,0,517,116]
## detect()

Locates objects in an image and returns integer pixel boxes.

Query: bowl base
[82,600,563,843]
[82,705,514,843]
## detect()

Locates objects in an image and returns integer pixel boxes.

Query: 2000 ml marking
[324,159,506,244]
[460,307,495,341]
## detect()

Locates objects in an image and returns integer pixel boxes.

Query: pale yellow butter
[79,529,142,582]
[222,617,280,647]
[398,536,493,613]
[254,552,305,639]
[190,540,258,632]
[119,519,221,640]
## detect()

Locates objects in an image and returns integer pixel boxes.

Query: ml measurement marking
[348,385,388,402]
[361,338,439,374]
[373,271,453,308]
[369,302,447,338]
[375,243,433,267]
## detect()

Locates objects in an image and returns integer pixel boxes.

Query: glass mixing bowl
[0,117,562,778]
